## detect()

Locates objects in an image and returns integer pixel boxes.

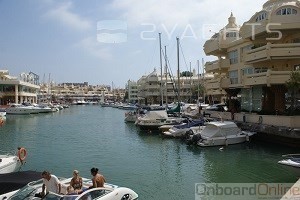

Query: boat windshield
[10,185,37,200]
[76,188,112,200]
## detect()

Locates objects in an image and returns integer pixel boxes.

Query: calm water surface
[0,106,298,199]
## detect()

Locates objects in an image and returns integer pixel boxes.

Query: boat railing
[282,154,300,158]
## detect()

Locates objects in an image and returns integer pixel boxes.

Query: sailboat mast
[159,33,163,106]
[202,58,205,104]
[197,60,200,105]
[190,61,192,103]
[177,37,180,103]
[164,45,168,106]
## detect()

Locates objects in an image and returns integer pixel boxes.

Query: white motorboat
[162,118,205,138]
[136,109,183,130]
[6,104,33,115]
[187,121,255,147]
[278,154,300,176]
[0,175,138,200]
[0,148,27,174]
[0,109,6,117]
[124,111,138,123]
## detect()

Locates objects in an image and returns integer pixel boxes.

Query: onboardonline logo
[97,20,127,43]
[195,183,300,200]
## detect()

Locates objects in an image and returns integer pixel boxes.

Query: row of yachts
[124,105,256,147]
[1,103,70,115]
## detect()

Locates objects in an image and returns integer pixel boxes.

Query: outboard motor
[185,129,195,145]
[192,134,202,144]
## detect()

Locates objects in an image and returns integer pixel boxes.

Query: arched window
[255,12,267,22]
[276,7,297,15]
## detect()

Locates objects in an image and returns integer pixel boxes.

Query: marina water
[0,106,298,199]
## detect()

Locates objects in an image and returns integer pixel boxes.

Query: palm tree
[285,71,300,115]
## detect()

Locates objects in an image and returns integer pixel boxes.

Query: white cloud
[110,0,265,33]
[76,37,113,60]
[44,1,92,31]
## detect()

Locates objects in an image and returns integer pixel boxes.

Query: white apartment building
[204,0,300,114]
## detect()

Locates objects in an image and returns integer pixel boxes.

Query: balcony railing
[243,70,291,86]
[205,59,230,73]
[245,43,300,63]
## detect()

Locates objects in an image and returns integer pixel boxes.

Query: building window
[243,67,254,75]
[226,32,238,38]
[228,50,238,64]
[229,70,238,84]
[254,67,268,73]
[255,12,267,21]
[276,8,297,15]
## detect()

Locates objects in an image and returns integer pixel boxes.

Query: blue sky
[0,0,266,87]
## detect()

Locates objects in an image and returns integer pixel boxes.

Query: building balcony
[203,39,220,55]
[245,43,300,63]
[205,59,230,73]
[205,76,230,90]
[243,70,291,87]
[145,84,160,89]
[145,92,160,96]
[206,89,226,96]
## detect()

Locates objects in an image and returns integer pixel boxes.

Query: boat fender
[225,138,228,146]
[18,147,27,163]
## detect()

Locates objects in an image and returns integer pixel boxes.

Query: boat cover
[142,110,168,120]
[0,170,41,195]
[201,121,241,138]
[174,119,204,129]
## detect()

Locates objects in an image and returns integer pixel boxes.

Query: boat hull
[198,135,248,147]
[0,155,22,174]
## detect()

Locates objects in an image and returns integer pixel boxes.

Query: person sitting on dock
[70,169,83,192]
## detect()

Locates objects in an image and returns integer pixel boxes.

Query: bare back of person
[93,174,106,187]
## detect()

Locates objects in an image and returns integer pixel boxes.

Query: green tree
[286,71,300,114]
[180,71,193,77]
[191,84,205,101]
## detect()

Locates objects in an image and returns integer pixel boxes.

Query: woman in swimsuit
[70,170,83,192]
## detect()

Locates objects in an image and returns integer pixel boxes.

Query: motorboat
[162,118,205,138]
[0,108,6,117]
[0,175,138,200]
[0,148,27,174]
[278,154,300,176]
[135,109,183,130]
[124,111,138,122]
[185,121,255,147]
[6,104,33,115]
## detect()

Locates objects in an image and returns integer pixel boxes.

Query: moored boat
[6,104,33,115]
[0,148,27,174]
[185,121,255,147]
[1,175,138,200]
[278,154,300,176]
[162,118,205,138]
